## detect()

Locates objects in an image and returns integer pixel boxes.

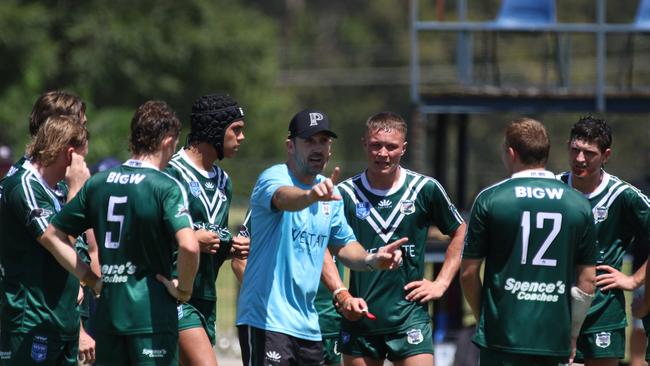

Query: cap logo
[239,107,245,117]
[309,112,324,126]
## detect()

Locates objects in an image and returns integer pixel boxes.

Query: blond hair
[365,111,407,139]
[27,115,88,167]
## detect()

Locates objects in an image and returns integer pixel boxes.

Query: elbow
[179,238,200,258]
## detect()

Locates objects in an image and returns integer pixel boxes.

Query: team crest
[30,336,47,362]
[594,206,608,223]
[177,305,184,320]
[26,208,53,224]
[188,181,201,197]
[218,189,227,202]
[406,328,424,345]
[322,202,331,216]
[204,181,215,191]
[355,202,371,219]
[400,200,415,215]
[175,204,190,218]
[595,332,611,348]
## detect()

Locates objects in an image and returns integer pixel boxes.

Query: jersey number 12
[520,211,562,267]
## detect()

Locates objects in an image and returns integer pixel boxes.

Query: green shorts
[0,333,78,366]
[178,298,216,345]
[479,347,567,366]
[574,328,625,362]
[94,332,178,366]
[339,322,433,361]
[322,335,342,365]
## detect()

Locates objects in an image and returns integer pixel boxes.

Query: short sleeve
[424,179,464,235]
[51,183,90,238]
[462,192,490,259]
[251,166,289,213]
[162,181,193,233]
[327,190,356,247]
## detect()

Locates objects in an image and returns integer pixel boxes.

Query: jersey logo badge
[400,200,415,215]
[406,328,424,345]
[175,204,190,218]
[341,331,351,344]
[333,340,340,355]
[378,199,393,209]
[177,305,184,319]
[595,332,611,348]
[218,189,227,202]
[189,181,201,197]
[30,336,47,362]
[265,350,282,362]
[26,208,53,223]
[204,181,215,191]
[594,206,608,223]
[355,202,371,219]
[322,202,331,216]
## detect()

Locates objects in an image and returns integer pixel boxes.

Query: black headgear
[188,93,244,160]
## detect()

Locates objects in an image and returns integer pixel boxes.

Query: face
[288,132,332,177]
[363,128,406,177]
[222,120,245,158]
[568,139,610,179]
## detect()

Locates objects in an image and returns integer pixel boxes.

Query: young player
[461,117,597,365]
[558,116,650,366]
[39,100,200,366]
[0,115,90,365]
[337,111,466,365]
[165,93,248,366]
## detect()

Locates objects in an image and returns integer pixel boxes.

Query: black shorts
[238,325,324,366]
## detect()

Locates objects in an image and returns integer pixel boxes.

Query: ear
[161,135,174,150]
[602,148,612,164]
[66,146,75,165]
[401,141,408,156]
[286,139,294,154]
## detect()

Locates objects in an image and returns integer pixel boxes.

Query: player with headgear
[165,93,249,366]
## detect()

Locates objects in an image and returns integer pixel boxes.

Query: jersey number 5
[520,211,562,267]
[106,196,128,249]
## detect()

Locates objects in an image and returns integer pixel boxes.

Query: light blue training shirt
[236,164,356,341]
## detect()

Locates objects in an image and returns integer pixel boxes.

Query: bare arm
[321,249,344,291]
[84,229,101,277]
[333,238,407,272]
[174,227,200,294]
[460,258,483,322]
[38,224,99,292]
[272,168,341,212]
[433,223,466,290]
[231,257,247,283]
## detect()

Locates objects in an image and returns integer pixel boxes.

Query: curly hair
[129,101,181,155]
[569,116,612,152]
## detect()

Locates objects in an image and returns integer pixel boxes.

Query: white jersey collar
[567,170,610,199]
[178,149,217,179]
[511,169,555,179]
[124,159,160,171]
[361,166,406,196]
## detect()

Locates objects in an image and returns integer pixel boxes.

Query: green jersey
[559,171,650,333]
[166,149,233,301]
[463,170,597,357]
[0,161,80,339]
[51,159,193,335]
[338,168,463,335]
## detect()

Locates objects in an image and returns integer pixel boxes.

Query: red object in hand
[365,311,377,321]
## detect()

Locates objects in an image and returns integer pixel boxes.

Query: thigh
[385,323,434,362]
[339,331,386,360]
[0,333,76,366]
[321,336,341,366]
[179,326,216,366]
[188,298,216,345]
[575,329,625,363]
[479,347,565,366]
[293,337,324,366]
[238,325,303,366]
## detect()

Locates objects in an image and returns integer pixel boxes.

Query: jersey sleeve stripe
[20,172,49,232]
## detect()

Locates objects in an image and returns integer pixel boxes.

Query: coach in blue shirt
[236,109,406,365]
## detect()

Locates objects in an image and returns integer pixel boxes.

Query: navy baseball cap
[288,109,338,139]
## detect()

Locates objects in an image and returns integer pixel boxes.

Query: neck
[185,144,217,171]
[366,166,400,190]
[131,152,167,170]
[511,163,545,175]
[32,161,64,188]
[571,170,602,194]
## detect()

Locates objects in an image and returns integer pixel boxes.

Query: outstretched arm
[405,223,466,303]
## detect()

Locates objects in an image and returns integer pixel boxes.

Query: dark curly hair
[569,116,612,152]
[129,101,181,155]
[188,93,244,160]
